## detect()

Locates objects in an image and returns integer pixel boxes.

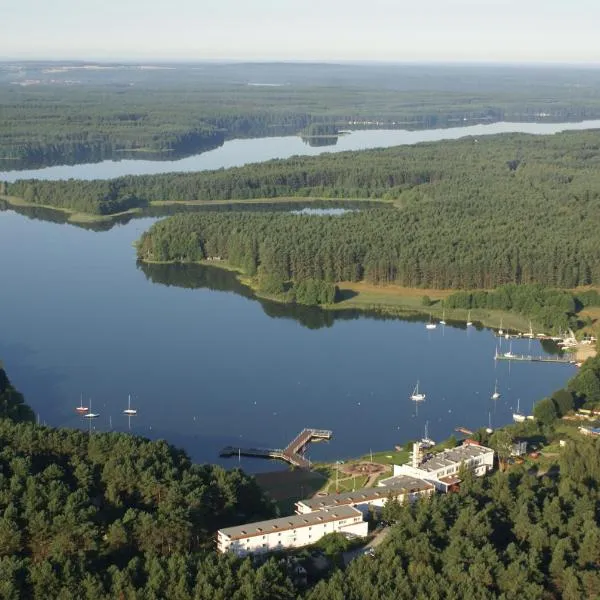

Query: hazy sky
[3,0,600,63]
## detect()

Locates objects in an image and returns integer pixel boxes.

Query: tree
[489,430,514,471]
[533,397,558,425]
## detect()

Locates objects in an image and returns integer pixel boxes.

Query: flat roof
[297,476,433,510]
[418,444,493,473]
[218,505,361,541]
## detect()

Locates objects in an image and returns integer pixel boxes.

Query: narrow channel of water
[4,120,600,181]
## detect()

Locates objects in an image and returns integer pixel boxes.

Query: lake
[0,208,575,471]
[4,119,600,181]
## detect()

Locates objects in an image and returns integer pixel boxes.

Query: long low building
[382,441,495,492]
[295,475,434,515]
[217,505,367,556]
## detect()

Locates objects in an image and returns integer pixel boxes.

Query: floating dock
[220,428,333,469]
[455,427,474,436]
[494,352,575,364]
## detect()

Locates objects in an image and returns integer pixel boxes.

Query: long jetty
[494,352,575,364]
[219,428,333,469]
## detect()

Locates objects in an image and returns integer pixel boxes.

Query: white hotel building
[217,505,367,557]
[295,475,434,516]
[384,441,495,492]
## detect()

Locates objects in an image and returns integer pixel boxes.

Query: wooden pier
[494,352,575,364]
[219,428,333,469]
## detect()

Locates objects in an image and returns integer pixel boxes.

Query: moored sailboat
[513,398,525,423]
[410,381,426,402]
[83,399,99,419]
[75,393,88,414]
[123,394,138,416]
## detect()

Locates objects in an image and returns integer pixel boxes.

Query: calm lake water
[0,209,575,470]
[4,120,600,181]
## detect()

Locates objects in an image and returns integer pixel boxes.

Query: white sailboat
[491,380,500,400]
[486,412,493,434]
[410,381,426,402]
[513,398,526,423]
[466,310,472,327]
[498,319,503,336]
[83,399,99,419]
[425,313,437,330]
[75,393,88,414]
[440,309,446,326]
[504,341,515,358]
[123,394,138,416]
[421,421,435,447]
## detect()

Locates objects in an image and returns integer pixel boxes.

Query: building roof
[218,505,362,541]
[439,475,461,485]
[297,476,433,511]
[417,444,493,473]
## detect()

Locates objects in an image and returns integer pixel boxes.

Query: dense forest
[3,62,600,167]
[136,180,600,294]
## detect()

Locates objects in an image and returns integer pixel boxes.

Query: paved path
[342,526,391,566]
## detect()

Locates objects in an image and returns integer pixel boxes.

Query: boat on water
[75,393,88,414]
[83,399,99,419]
[421,421,435,447]
[491,380,500,400]
[466,310,472,327]
[123,394,138,416]
[498,319,503,336]
[513,399,526,423]
[425,313,437,330]
[440,309,446,326]
[503,341,515,358]
[410,381,426,402]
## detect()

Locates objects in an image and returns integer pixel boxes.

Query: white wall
[219,515,367,556]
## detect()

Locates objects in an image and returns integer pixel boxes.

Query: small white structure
[384,441,495,492]
[217,506,367,556]
[295,476,434,516]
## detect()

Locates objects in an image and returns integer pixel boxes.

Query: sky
[2,0,600,63]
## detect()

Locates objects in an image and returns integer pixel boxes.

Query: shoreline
[0,194,390,224]
[151,257,598,341]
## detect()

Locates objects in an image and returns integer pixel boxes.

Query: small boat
[504,341,515,358]
[123,394,137,416]
[75,393,88,414]
[421,421,435,448]
[513,398,525,423]
[425,314,437,330]
[491,380,500,400]
[440,309,446,326]
[466,310,472,327]
[498,319,503,336]
[83,399,100,419]
[410,381,426,402]
[486,412,493,434]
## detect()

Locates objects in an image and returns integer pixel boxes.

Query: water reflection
[0,199,384,232]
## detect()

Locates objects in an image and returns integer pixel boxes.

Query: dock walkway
[494,352,575,364]
[220,428,332,469]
